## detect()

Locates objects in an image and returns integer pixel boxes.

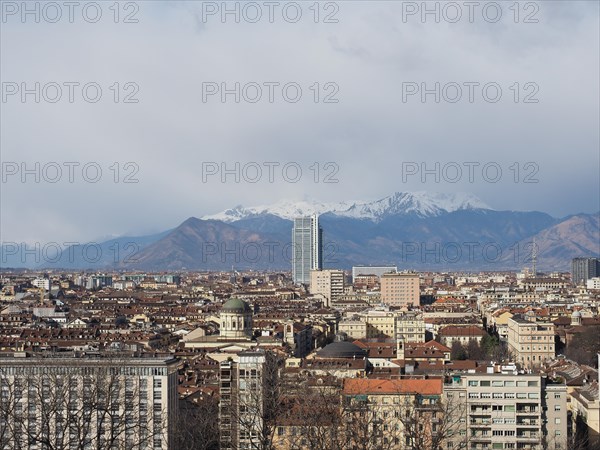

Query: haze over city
[1,2,599,450]
[1,1,599,244]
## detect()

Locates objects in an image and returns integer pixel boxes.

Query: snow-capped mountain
[202,191,491,223]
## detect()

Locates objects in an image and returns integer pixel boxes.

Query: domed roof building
[222,297,253,314]
[220,297,253,340]
[316,341,368,359]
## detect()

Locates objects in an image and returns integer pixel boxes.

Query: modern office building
[571,257,600,286]
[0,353,178,450]
[292,215,322,285]
[444,370,567,450]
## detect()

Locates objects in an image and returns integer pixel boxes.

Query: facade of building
[220,297,253,340]
[438,325,487,347]
[219,351,266,450]
[380,273,420,307]
[292,215,322,285]
[571,257,600,286]
[339,310,425,342]
[507,314,555,369]
[338,319,367,340]
[31,278,50,291]
[0,354,178,450]
[351,266,397,282]
[395,312,426,343]
[309,269,344,307]
[586,277,600,290]
[342,378,443,449]
[444,371,567,450]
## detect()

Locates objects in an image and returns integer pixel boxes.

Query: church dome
[222,297,252,314]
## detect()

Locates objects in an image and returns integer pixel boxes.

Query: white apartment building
[444,371,567,450]
[0,353,178,450]
[507,314,555,370]
[309,269,345,307]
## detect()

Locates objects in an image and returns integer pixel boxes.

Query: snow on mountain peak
[202,192,491,222]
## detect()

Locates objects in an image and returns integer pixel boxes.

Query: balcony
[470,419,492,427]
[516,419,539,426]
[516,407,538,414]
[516,433,540,441]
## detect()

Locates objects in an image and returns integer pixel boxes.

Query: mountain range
[2,192,598,272]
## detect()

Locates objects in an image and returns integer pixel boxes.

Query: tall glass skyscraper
[292,214,323,284]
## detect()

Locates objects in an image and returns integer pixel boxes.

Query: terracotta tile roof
[343,378,442,395]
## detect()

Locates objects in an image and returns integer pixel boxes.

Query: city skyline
[2,2,599,244]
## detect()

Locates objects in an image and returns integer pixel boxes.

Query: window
[555,418,561,424]
[554,405,561,411]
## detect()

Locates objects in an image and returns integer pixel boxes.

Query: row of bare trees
[0,360,169,450]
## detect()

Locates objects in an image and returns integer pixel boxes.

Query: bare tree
[398,394,468,450]
[276,382,350,450]
[173,395,219,450]
[340,388,405,450]
[221,351,285,450]
[0,358,169,450]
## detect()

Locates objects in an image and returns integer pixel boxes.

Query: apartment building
[0,353,178,450]
[380,273,420,307]
[342,378,443,449]
[219,351,267,450]
[507,314,555,370]
[339,310,425,342]
[309,269,345,307]
[395,311,426,343]
[444,371,567,450]
[338,319,367,340]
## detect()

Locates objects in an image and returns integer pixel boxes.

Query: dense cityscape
[0,215,598,450]
[2,2,599,449]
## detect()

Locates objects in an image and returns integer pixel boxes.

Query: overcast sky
[1,1,599,244]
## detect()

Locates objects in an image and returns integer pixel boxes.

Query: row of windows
[467,380,538,387]
[0,367,168,376]
[468,392,539,399]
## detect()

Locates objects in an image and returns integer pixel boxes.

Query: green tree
[480,334,499,357]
